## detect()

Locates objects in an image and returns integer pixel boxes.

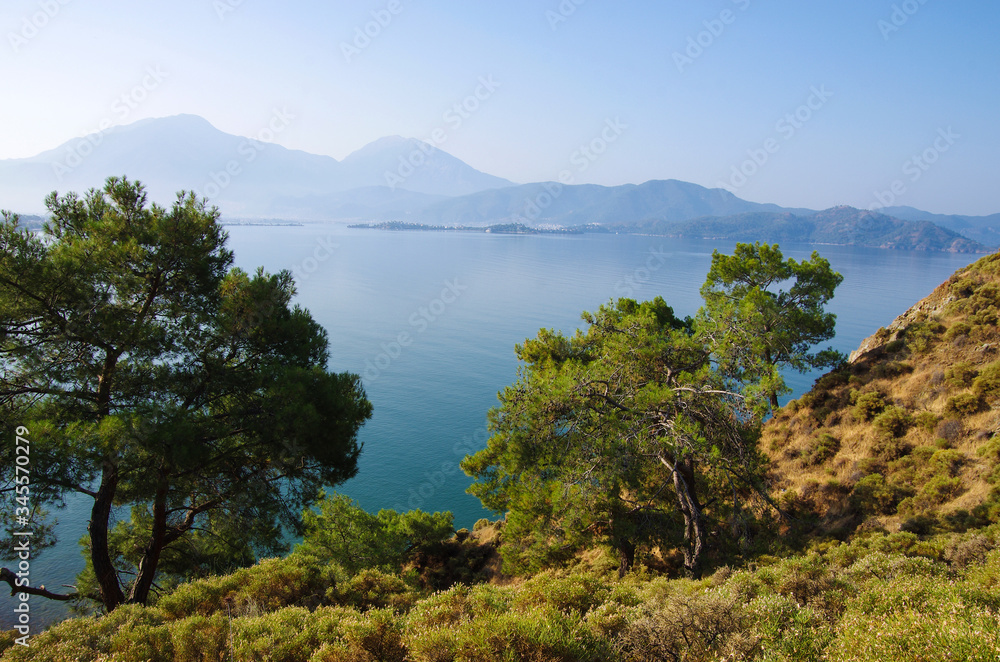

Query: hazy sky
[2,0,998,215]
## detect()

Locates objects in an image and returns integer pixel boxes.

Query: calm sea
[6,225,980,629]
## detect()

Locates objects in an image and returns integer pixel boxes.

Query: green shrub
[299,492,454,575]
[405,625,459,662]
[851,474,907,516]
[919,475,965,506]
[229,607,335,662]
[969,305,999,327]
[872,406,914,439]
[614,593,746,662]
[341,608,408,662]
[946,361,979,388]
[904,321,944,354]
[929,449,965,477]
[806,433,840,465]
[814,370,850,391]
[914,410,940,433]
[973,361,1000,399]
[333,568,417,612]
[945,392,984,417]
[513,571,610,616]
[944,321,972,341]
[170,614,229,662]
[454,606,608,662]
[852,390,887,422]
[950,277,978,297]
[473,518,491,531]
[155,554,340,619]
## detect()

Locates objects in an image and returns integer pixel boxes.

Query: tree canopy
[0,177,371,610]
[464,243,844,577]
[462,297,766,578]
[697,242,844,412]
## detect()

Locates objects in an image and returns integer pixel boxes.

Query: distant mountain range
[1,114,996,252]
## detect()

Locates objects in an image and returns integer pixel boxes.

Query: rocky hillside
[763,250,1000,537]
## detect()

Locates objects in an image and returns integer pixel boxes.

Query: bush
[806,433,840,465]
[454,606,608,662]
[946,362,979,388]
[333,568,417,612]
[944,321,972,341]
[950,277,978,297]
[170,614,229,662]
[945,393,984,417]
[341,608,408,662]
[473,518,491,531]
[514,571,609,616]
[973,361,1000,399]
[852,474,907,516]
[852,390,887,422]
[904,321,944,354]
[155,554,339,619]
[914,411,940,433]
[872,406,913,439]
[614,593,746,662]
[299,493,453,575]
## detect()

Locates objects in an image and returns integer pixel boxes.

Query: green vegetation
[462,297,767,579]
[0,178,372,610]
[298,492,454,576]
[3,527,999,661]
[697,242,844,411]
[5,196,1000,660]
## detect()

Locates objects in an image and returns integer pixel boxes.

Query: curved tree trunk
[90,462,125,610]
[617,539,636,578]
[128,479,168,605]
[660,454,706,579]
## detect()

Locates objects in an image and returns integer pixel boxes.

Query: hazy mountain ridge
[1,115,996,253]
[880,205,1000,248]
[649,206,988,253]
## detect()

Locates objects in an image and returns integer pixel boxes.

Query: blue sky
[2,0,998,214]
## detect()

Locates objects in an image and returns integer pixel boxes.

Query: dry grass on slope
[762,251,1000,537]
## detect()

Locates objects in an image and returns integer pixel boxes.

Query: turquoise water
[5,225,979,629]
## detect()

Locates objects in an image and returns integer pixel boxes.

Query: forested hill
[610,206,989,253]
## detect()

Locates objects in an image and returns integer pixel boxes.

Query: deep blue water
[5,225,979,630]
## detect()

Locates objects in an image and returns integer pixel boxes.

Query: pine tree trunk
[617,539,636,578]
[128,480,168,605]
[90,462,125,611]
